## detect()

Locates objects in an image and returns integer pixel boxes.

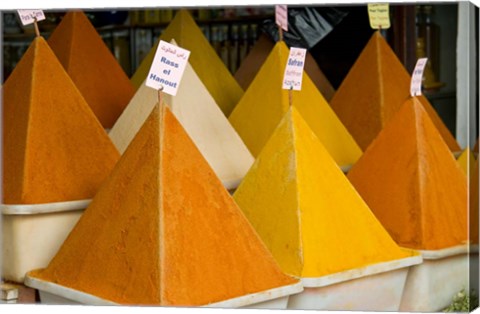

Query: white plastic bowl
[24,274,303,309]
[2,200,90,282]
[400,244,476,312]
[287,254,422,311]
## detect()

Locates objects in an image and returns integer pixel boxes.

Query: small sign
[367,4,390,29]
[410,58,428,97]
[146,40,190,96]
[17,10,45,26]
[282,47,307,91]
[276,5,288,32]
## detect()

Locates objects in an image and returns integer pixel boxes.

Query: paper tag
[275,5,288,32]
[410,58,428,97]
[367,4,390,29]
[146,40,190,96]
[17,10,45,26]
[282,47,307,91]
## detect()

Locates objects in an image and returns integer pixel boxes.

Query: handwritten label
[367,4,390,29]
[146,40,190,96]
[276,5,288,32]
[17,10,45,26]
[282,47,307,91]
[410,58,428,96]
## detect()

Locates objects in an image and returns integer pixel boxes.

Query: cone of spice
[330,31,460,152]
[48,11,135,129]
[233,106,416,278]
[347,97,468,250]
[234,33,335,101]
[229,41,361,168]
[27,103,299,306]
[130,9,243,117]
[3,36,120,204]
[110,59,254,190]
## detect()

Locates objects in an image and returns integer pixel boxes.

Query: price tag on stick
[17,10,45,25]
[283,47,307,91]
[276,5,288,32]
[17,10,44,37]
[146,40,190,96]
[410,58,428,97]
[367,4,390,29]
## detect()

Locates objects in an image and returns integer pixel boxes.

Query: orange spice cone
[233,107,415,278]
[416,94,461,152]
[3,36,120,205]
[331,31,460,152]
[27,103,298,306]
[234,33,335,101]
[347,97,468,250]
[229,41,361,168]
[48,11,135,129]
[130,9,243,117]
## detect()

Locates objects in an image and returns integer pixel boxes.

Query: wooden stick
[278,25,283,42]
[158,85,165,139]
[158,85,164,106]
[289,86,293,107]
[33,17,40,37]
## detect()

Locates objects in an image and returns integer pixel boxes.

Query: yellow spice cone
[457,147,474,178]
[3,36,120,204]
[331,31,460,152]
[234,33,335,101]
[130,9,243,116]
[110,58,253,190]
[347,97,468,250]
[229,41,361,168]
[233,107,415,278]
[29,104,298,305]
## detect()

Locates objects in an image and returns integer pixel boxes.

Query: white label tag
[410,58,428,97]
[17,10,45,26]
[367,4,390,29]
[282,47,307,91]
[146,40,190,96]
[275,5,288,32]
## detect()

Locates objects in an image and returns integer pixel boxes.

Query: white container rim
[206,281,303,308]
[419,244,478,260]
[24,274,116,306]
[1,199,91,216]
[25,273,303,308]
[300,254,422,288]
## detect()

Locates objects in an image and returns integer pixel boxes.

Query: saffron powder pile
[229,41,362,167]
[234,34,335,101]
